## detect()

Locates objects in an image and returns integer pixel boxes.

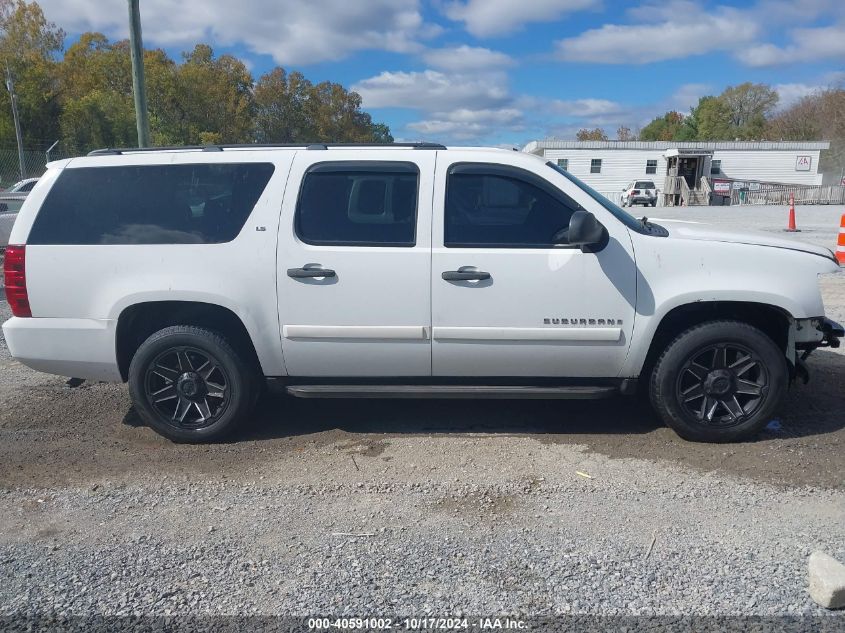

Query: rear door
[277,150,434,376]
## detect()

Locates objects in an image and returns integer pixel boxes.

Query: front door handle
[287,267,336,279]
[442,270,491,281]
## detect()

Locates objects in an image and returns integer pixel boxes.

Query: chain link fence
[0,147,73,189]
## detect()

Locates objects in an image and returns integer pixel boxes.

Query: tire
[649,320,787,442]
[128,325,256,443]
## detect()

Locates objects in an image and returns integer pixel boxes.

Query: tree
[254,67,312,142]
[0,0,64,148]
[172,44,255,144]
[254,67,393,143]
[768,88,845,181]
[576,127,608,141]
[616,125,634,141]
[639,111,685,141]
[719,82,778,139]
[3,3,393,154]
[691,96,733,140]
[57,33,176,151]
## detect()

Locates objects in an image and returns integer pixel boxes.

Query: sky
[36,0,845,146]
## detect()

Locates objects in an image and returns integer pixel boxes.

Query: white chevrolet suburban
[2,143,842,443]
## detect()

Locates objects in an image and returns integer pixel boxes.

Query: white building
[522,140,829,205]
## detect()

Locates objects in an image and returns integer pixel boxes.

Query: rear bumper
[2,316,122,381]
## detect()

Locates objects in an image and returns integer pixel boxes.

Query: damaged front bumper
[792,317,843,383]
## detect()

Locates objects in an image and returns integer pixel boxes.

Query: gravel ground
[0,206,844,626]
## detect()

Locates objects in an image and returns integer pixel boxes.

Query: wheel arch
[116,301,262,382]
[637,300,793,382]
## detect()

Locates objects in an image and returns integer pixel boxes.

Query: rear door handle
[441,270,491,281]
[287,267,336,279]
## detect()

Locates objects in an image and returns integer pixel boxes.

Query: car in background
[621,180,657,207]
[1,179,37,247]
[5,178,39,194]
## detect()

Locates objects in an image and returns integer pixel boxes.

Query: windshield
[546,161,643,231]
[635,181,655,189]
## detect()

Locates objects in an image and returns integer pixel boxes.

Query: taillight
[3,245,31,317]
[632,189,640,195]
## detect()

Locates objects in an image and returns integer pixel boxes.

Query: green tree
[171,44,255,144]
[576,127,608,141]
[691,96,733,140]
[0,0,64,147]
[720,82,778,139]
[255,67,393,143]
[57,33,177,151]
[639,111,685,141]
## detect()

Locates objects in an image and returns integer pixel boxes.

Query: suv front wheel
[649,320,787,442]
[128,326,256,443]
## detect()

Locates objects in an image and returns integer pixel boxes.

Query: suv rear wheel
[128,326,256,443]
[649,320,787,442]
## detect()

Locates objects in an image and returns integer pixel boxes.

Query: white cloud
[441,0,599,37]
[556,3,758,64]
[407,108,523,141]
[37,0,439,65]
[735,24,845,67]
[774,83,821,108]
[670,83,712,112]
[546,98,628,117]
[422,45,514,72]
[352,69,510,111]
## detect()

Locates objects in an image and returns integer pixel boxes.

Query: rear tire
[128,325,255,443]
[649,320,787,442]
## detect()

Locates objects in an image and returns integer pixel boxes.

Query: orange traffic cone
[784,192,800,232]
[836,213,845,265]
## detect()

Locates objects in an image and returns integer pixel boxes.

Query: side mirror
[567,210,607,252]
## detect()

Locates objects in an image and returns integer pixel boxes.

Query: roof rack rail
[87,142,446,156]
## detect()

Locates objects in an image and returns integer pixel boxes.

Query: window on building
[445,163,578,248]
[296,161,419,247]
[645,159,657,174]
[556,158,569,171]
[28,163,275,245]
[590,159,602,174]
[711,159,721,175]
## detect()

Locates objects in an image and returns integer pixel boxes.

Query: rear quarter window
[27,163,275,245]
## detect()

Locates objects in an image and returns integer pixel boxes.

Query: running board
[285,385,618,399]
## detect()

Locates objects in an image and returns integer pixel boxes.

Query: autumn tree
[768,88,845,181]
[576,127,608,141]
[616,125,634,141]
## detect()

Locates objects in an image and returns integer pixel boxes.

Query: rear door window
[295,161,419,247]
[28,163,275,245]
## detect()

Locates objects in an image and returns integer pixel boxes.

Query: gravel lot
[1,205,844,626]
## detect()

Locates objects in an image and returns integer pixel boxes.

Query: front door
[277,150,434,376]
[431,154,637,377]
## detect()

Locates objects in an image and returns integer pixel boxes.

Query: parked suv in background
[621,180,657,207]
[2,143,842,443]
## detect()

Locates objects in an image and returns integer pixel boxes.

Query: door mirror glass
[567,209,607,251]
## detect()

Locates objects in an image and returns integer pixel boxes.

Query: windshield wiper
[640,216,652,228]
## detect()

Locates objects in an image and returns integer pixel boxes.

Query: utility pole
[127,0,151,147]
[4,63,26,179]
